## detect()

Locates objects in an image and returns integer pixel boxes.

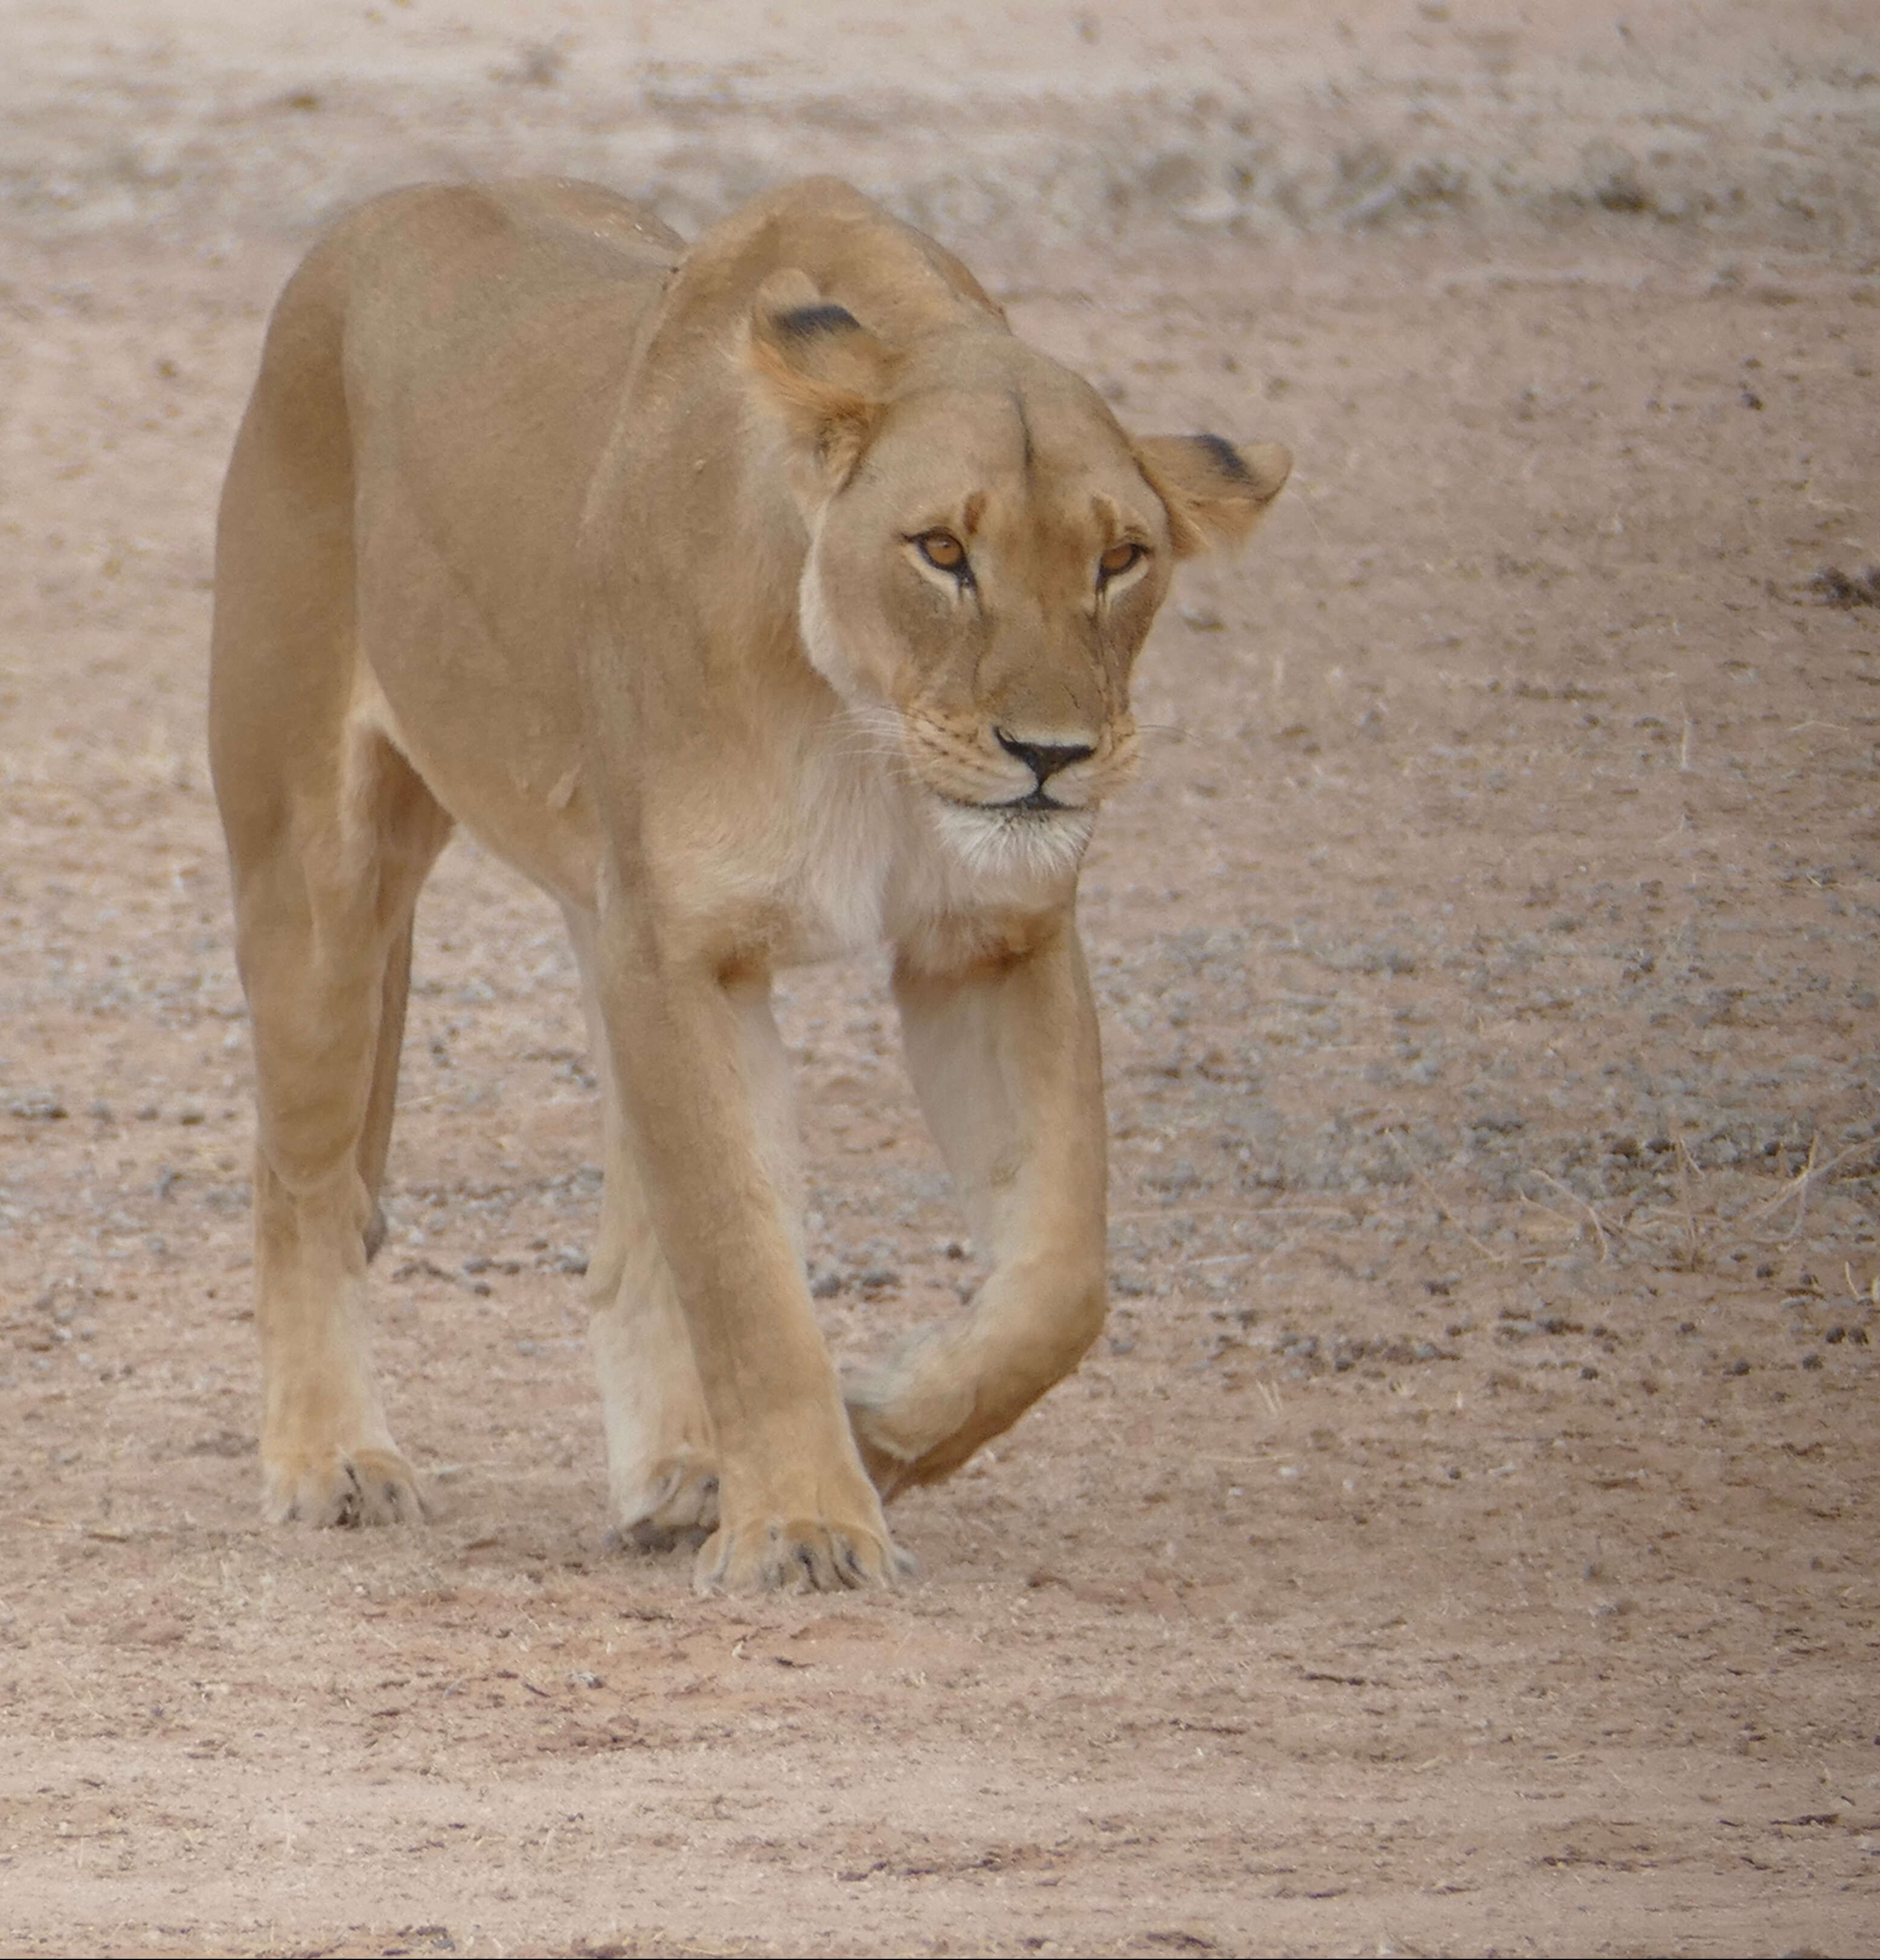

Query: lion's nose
[994,729,1097,786]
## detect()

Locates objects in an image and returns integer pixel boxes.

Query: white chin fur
[800,547,1096,891]
[930,799,1094,882]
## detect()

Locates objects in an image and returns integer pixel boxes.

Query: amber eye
[914,530,969,576]
[1099,541,1144,583]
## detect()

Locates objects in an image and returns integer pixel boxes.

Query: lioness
[210,177,1289,1590]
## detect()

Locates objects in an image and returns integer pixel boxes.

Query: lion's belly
[348,655,601,911]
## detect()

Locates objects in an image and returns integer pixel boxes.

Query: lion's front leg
[595,919,905,1592]
[846,922,1109,1495]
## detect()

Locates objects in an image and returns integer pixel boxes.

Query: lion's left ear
[1134,434,1292,557]
[747,273,897,490]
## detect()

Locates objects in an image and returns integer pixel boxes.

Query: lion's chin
[928,797,1096,883]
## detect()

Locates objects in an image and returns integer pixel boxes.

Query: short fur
[210,176,1289,1590]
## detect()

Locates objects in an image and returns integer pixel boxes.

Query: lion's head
[749,282,1290,878]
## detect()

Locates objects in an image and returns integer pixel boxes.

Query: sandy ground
[2,2,1879,1954]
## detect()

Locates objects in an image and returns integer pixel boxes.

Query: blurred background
[4,7,1880,1953]
[5,0,1877,254]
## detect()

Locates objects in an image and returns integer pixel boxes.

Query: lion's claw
[611,1516,711,1555]
[606,1456,720,1553]
[692,1517,911,1594]
[263,1445,425,1527]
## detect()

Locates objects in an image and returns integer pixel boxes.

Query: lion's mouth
[996,786,1072,814]
[938,789,1078,817]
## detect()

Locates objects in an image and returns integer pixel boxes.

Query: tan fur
[210,176,1289,1590]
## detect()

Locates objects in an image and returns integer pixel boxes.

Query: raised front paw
[847,1406,980,1497]
[693,1501,913,1594]
[261,1444,425,1526]
[844,1337,981,1497]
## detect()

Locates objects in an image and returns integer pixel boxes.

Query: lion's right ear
[746,274,894,490]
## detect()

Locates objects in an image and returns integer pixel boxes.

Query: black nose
[995,730,1097,784]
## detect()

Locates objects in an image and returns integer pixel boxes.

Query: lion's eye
[1098,541,1144,583]
[914,530,969,576]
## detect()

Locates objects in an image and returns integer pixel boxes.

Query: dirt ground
[3,3,1879,1955]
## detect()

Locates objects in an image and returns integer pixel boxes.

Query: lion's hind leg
[225,730,450,1526]
[588,1236,721,1550]
[358,910,417,1265]
[212,313,452,1523]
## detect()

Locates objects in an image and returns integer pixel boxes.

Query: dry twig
[1673,1133,1702,1271]
[1722,1135,1873,1241]
[1525,1165,1615,1263]
[1386,1129,1511,1267]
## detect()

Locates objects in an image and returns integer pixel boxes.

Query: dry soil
[2,4,1879,1955]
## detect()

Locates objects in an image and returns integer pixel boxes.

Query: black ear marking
[1133,431,1291,555]
[773,302,864,341]
[746,288,894,490]
[1195,432,1253,483]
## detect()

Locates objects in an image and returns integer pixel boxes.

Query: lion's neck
[761,704,1074,972]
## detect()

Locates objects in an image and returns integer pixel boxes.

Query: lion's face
[800,345,1168,875]
[756,300,1289,879]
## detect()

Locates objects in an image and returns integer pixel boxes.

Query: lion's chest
[769,741,998,967]
[714,731,1062,970]
[774,750,911,963]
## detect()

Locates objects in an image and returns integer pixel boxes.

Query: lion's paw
[692,1515,913,1595]
[606,1454,720,1554]
[262,1445,425,1527]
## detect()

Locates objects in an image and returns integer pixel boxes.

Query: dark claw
[618,1517,710,1555]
